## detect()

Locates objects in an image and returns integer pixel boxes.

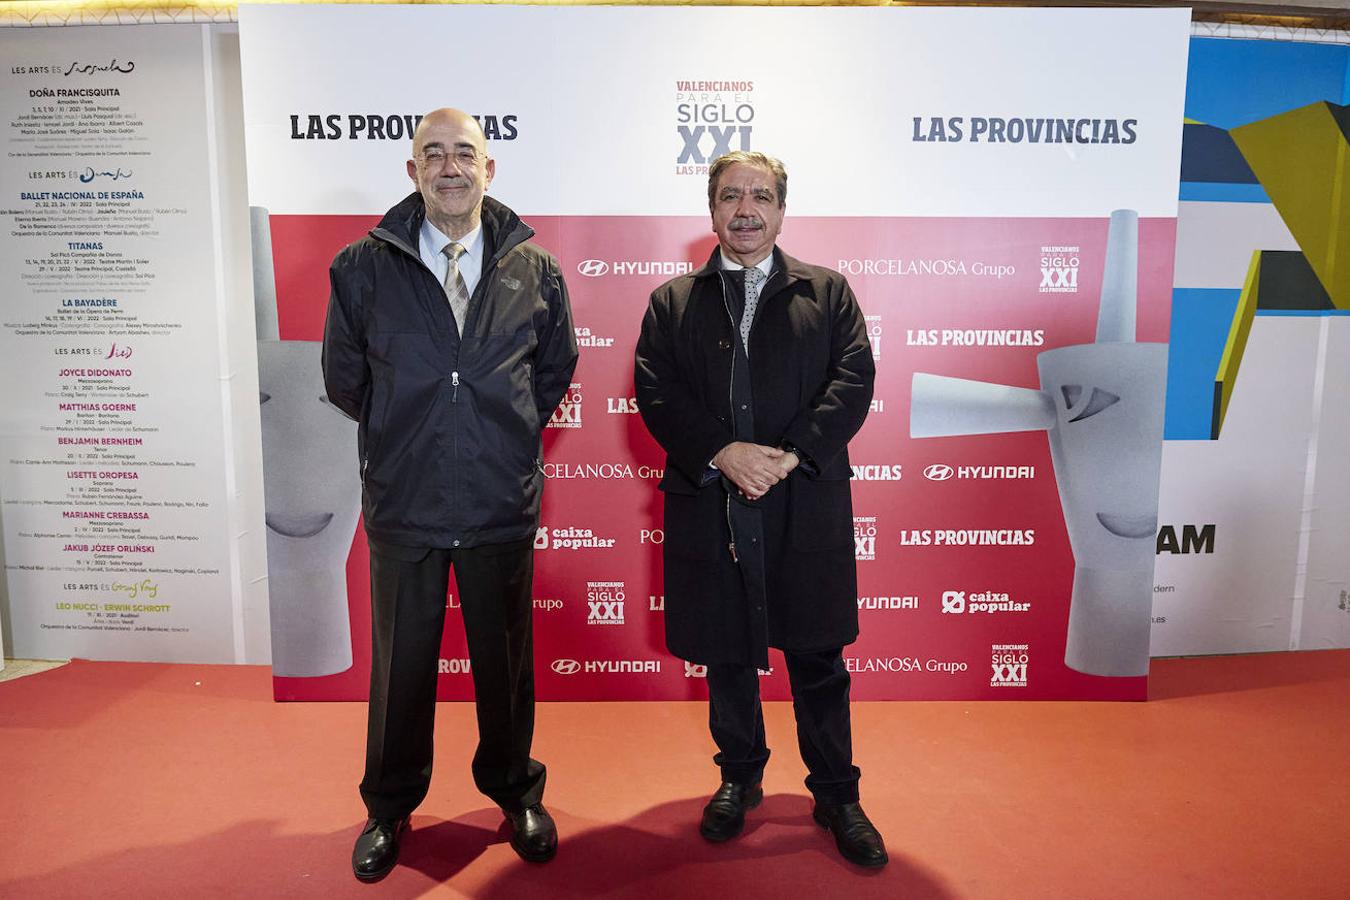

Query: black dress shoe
[351,816,409,883]
[699,781,763,842]
[506,803,557,862]
[813,802,888,867]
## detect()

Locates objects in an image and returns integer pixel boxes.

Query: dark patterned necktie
[740,265,765,353]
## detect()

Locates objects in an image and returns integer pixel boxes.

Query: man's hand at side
[713,442,790,500]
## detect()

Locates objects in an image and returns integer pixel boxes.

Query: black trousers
[706,647,861,805]
[359,537,545,819]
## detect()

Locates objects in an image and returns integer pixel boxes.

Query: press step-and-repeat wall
[238,5,1189,701]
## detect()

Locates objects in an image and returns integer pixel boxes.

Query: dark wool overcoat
[635,247,875,666]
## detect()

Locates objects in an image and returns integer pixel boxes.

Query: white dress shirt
[720,251,775,281]
[419,217,484,298]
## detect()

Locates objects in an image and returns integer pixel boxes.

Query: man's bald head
[411,108,487,156]
[407,107,495,240]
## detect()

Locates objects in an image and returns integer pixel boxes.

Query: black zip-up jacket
[322,192,578,549]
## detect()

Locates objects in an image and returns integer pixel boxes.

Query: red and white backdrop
[238,5,1190,702]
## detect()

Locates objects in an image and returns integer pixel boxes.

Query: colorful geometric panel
[1232,102,1350,311]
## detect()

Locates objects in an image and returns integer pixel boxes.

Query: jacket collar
[371,192,535,268]
[693,245,810,297]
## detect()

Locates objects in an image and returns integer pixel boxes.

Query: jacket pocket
[662,489,726,561]
[788,477,854,551]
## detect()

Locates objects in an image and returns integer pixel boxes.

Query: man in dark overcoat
[634,151,885,867]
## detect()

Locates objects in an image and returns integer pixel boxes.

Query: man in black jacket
[635,151,886,867]
[323,108,577,880]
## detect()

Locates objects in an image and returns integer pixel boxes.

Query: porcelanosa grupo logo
[854,516,877,561]
[587,581,625,626]
[1040,244,1080,293]
[675,78,755,175]
[547,382,582,429]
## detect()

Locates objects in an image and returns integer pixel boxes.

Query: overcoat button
[718,338,732,350]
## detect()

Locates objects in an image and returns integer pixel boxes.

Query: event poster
[0,25,245,661]
[239,5,1190,700]
[1151,38,1350,656]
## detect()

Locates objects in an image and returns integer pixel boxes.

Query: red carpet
[2,651,1348,898]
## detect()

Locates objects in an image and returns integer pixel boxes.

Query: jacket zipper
[718,272,739,563]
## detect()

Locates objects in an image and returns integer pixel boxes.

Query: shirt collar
[719,249,775,280]
[421,217,484,264]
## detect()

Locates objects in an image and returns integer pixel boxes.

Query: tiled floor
[0,658,68,683]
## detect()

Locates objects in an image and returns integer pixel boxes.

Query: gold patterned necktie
[442,241,469,333]
[740,265,765,353]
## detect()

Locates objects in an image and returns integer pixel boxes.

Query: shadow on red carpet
[468,794,951,899]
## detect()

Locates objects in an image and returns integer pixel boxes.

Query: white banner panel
[240,6,1189,219]
[0,25,245,661]
[1151,317,1317,655]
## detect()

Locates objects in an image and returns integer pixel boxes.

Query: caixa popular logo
[990,643,1029,687]
[574,325,615,348]
[853,516,877,561]
[1039,244,1080,293]
[547,383,582,429]
[942,590,1030,614]
[534,525,617,551]
[587,581,625,626]
[674,78,755,174]
[865,315,882,360]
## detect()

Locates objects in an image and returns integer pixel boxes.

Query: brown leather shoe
[352,816,409,882]
[506,803,557,862]
[699,781,764,842]
[813,802,888,867]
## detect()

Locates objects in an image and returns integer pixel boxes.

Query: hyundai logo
[924,464,954,481]
[576,259,609,277]
[551,658,581,675]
